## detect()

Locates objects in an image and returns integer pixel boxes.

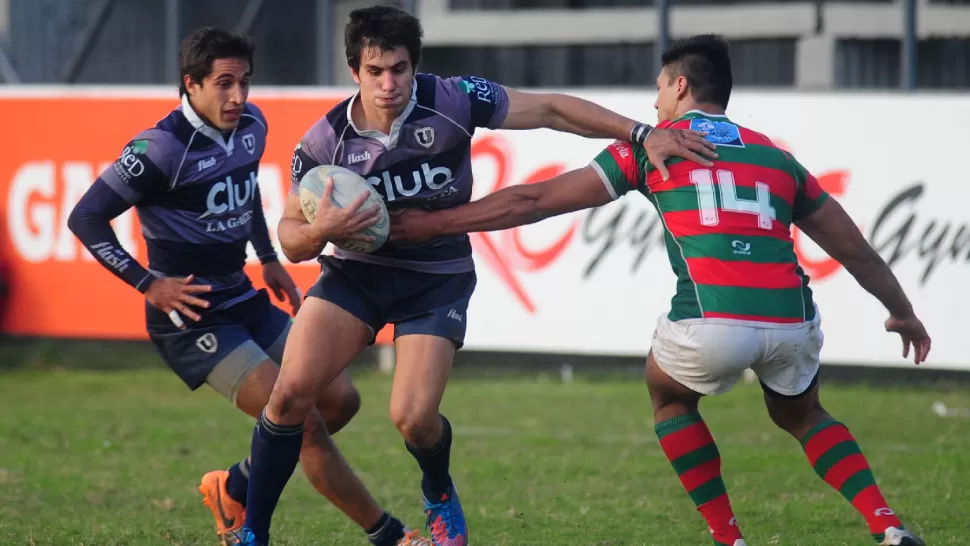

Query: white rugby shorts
[650,309,824,396]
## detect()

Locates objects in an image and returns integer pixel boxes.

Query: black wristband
[630,122,653,145]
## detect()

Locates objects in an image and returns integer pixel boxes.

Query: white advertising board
[458,92,968,370]
[0,87,965,369]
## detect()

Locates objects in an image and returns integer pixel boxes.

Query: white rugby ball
[299,164,389,253]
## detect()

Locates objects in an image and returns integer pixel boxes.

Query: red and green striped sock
[802,420,904,542]
[656,412,742,546]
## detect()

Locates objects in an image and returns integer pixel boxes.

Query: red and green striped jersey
[589,111,829,324]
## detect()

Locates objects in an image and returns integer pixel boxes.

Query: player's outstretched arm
[796,199,912,316]
[795,198,931,363]
[390,166,611,243]
[499,87,717,173]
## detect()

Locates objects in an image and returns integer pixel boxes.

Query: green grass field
[0,343,968,545]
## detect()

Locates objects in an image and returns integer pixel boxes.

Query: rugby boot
[424,484,468,546]
[229,528,263,546]
[879,527,925,546]
[398,529,434,546]
[199,470,246,545]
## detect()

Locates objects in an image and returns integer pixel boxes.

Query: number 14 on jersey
[689,168,776,230]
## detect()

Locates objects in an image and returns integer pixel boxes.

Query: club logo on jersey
[199,172,257,232]
[414,127,435,149]
[242,134,257,155]
[196,333,218,354]
[690,119,744,148]
[731,239,752,256]
[366,162,454,202]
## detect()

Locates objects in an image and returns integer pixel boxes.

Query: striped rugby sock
[656,412,742,546]
[801,420,904,542]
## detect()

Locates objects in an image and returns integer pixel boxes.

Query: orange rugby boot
[199,470,246,545]
[399,529,434,545]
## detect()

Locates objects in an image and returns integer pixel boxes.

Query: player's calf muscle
[317,387,361,435]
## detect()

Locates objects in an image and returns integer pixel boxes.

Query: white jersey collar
[346,80,418,149]
[181,93,236,155]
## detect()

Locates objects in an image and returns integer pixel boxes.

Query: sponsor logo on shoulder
[460,76,495,104]
[689,118,744,148]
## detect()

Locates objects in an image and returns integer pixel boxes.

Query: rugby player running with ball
[233,5,717,546]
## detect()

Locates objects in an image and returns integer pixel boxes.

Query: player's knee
[267,382,317,424]
[764,391,826,436]
[389,404,438,445]
[318,386,361,435]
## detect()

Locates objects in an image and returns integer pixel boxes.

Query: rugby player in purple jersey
[234,6,718,546]
[68,26,431,546]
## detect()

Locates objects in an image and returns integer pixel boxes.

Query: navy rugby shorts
[307,256,476,348]
[146,288,291,392]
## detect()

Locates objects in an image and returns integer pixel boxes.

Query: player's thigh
[389,334,456,435]
[258,304,361,421]
[233,358,283,418]
[751,314,824,398]
[387,271,474,427]
[149,321,263,404]
[650,314,760,396]
[274,273,373,410]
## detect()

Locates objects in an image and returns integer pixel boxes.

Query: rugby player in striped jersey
[389,35,930,546]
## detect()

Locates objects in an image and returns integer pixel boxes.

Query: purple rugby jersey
[290,73,510,274]
[78,95,276,311]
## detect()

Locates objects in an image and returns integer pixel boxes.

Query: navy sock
[226,458,249,507]
[365,512,407,546]
[405,415,453,500]
[243,411,304,544]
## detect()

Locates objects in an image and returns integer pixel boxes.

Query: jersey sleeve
[790,156,830,222]
[289,123,335,196]
[440,75,510,131]
[588,140,643,200]
[99,129,176,205]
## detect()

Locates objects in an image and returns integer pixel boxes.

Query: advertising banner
[1,88,966,369]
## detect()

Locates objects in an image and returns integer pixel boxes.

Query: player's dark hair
[179,27,255,96]
[344,5,423,72]
[660,34,732,109]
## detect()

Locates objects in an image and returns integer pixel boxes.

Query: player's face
[352,45,415,115]
[653,67,684,123]
[184,57,251,131]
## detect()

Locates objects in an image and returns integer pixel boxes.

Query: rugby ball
[299,164,389,254]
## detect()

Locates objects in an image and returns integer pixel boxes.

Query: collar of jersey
[682,109,729,120]
[345,80,418,149]
[180,94,237,155]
